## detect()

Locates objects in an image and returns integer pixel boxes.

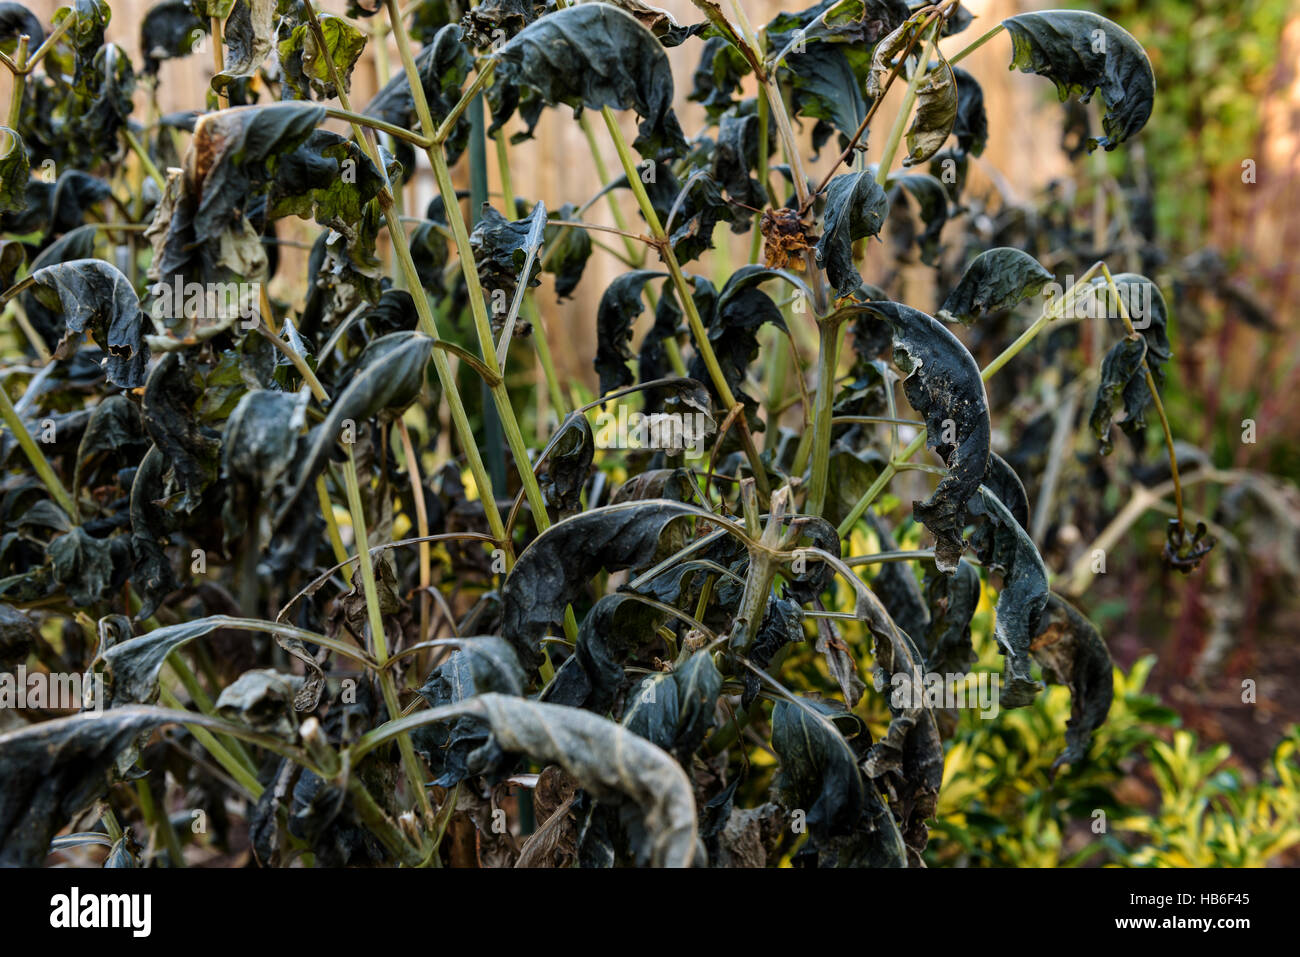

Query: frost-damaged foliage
[858,301,991,572]
[938,247,1054,325]
[1002,9,1155,151]
[1030,594,1114,770]
[0,0,1221,871]
[489,4,688,159]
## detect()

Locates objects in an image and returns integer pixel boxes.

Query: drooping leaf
[0,2,44,52]
[543,203,592,299]
[594,269,668,396]
[771,696,907,867]
[470,200,545,304]
[214,668,304,734]
[0,602,38,668]
[1031,593,1113,769]
[274,331,434,530]
[903,54,956,167]
[938,246,1054,324]
[625,645,722,760]
[48,525,130,605]
[0,706,257,867]
[687,265,787,414]
[489,4,689,160]
[146,103,323,292]
[815,172,889,300]
[29,258,150,388]
[950,65,987,157]
[885,171,948,267]
[1088,272,1171,442]
[411,636,526,787]
[966,485,1047,708]
[278,12,367,100]
[141,0,205,74]
[97,615,329,711]
[922,557,980,674]
[1089,333,1146,455]
[141,352,221,513]
[212,0,277,93]
[392,693,698,866]
[1002,9,1156,151]
[540,413,593,517]
[220,388,309,549]
[742,594,802,707]
[501,500,697,674]
[0,126,29,216]
[857,300,991,572]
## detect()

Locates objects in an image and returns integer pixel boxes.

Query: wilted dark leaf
[771,696,907,867]
[501,500,697,674]
[29,258,149,388]
[938,247,1054,324]
[1002,9,1155,150]
[816,172,889,300]
[857,300,991,572]
[1031,593,1113,769]
[489,4,688,160]
[1089,333,1146,454]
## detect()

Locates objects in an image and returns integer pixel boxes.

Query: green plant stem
[158,685,265,799]
[136,777,187,867]
[315,474,351,566]
[343,446,437,829]
[749,90,769,264]
[165,654,258,774]
[596,106,771,497]
[947,23,1005,66]
[322,106,431,147]
[0,380,76,516]
[123,127,167,190]
[381,0,556,549]
[6,35,28,128]
[303,1,511,557]
[805,317,844,516]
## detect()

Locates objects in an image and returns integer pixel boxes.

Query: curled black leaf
[938,247,1054,324]
[1089,333,1146,455]
[490,4,688,160]
[1002,9,1155,151]
[30,258,150,388]
[816,172,889,300]
[858,300,991,572]
[1031,593,1113,770]
[501,500,698,674]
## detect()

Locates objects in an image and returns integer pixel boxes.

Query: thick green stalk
[6,35,27,128]
[805,318,844,516]
[301,1,510,553]
[0,382,76,516]
[382,0,554,539]
[343,447,436,828]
